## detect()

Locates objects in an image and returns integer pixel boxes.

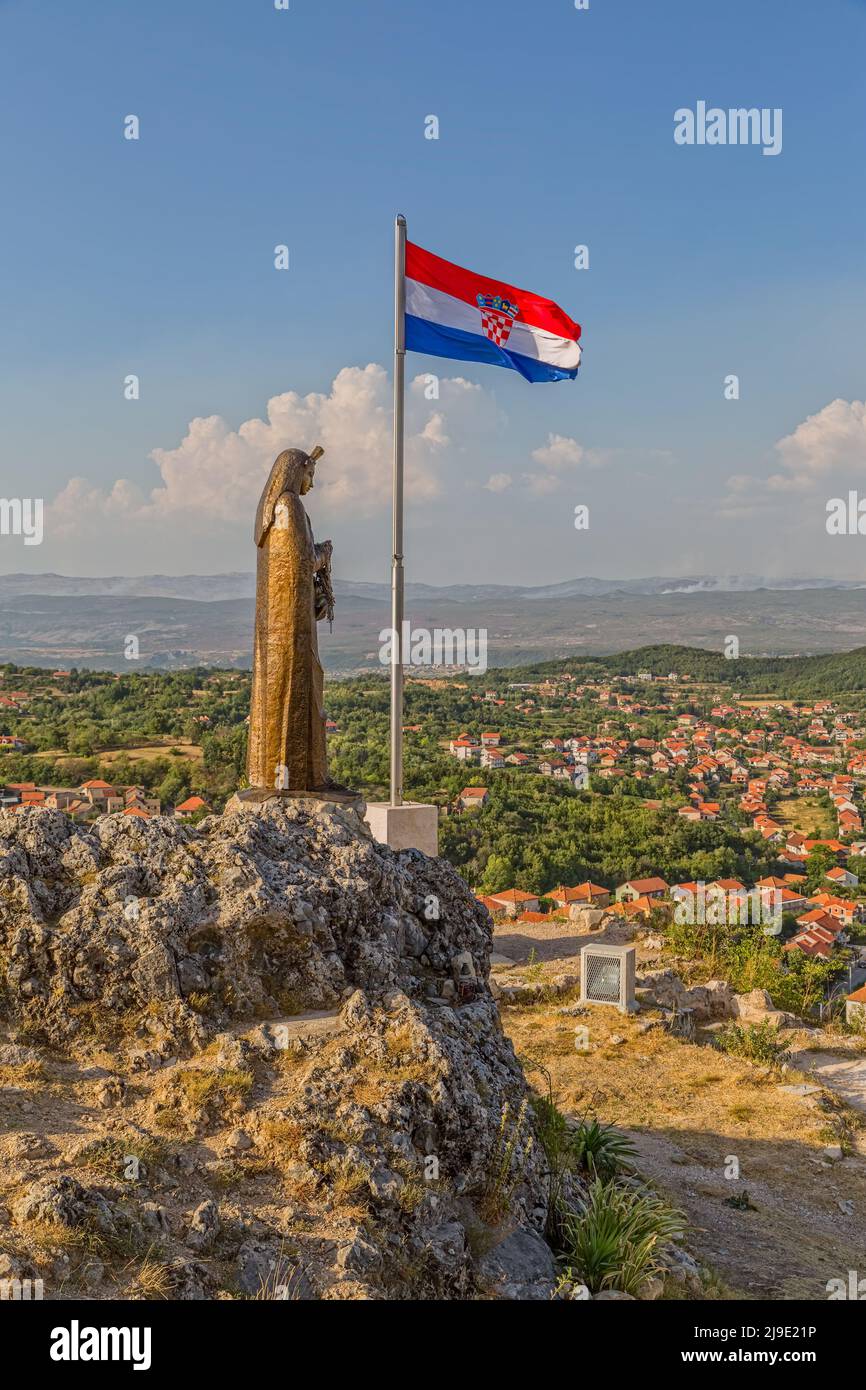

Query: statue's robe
[247,457,327,791]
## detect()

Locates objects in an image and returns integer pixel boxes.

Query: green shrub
[713,1020,791,1068]
[561,1179,684,1295]
[530,1091,575,1239]
[572,1116,637,1182]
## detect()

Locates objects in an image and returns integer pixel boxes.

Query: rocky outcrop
[0,800,549,1300]
[636,969,735,1022]
[0,801,503,1038]
[637,969,800,1029]
[729,987,797,1030]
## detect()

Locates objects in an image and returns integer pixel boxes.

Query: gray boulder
[475,1227,557,1300]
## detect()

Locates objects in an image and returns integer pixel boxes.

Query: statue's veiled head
[254,446,323,546]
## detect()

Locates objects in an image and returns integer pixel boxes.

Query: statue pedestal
[225,787,366,818]
[365,802,439,857]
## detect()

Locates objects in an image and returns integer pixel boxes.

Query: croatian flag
[405,241,581,383]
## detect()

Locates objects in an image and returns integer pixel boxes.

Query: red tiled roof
[623,877,668,894]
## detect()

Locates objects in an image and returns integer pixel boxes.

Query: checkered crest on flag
[476,292,519,347]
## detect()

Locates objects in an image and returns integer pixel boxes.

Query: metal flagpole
[390,214,407,807]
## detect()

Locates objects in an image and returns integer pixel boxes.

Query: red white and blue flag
[405,241,581,383]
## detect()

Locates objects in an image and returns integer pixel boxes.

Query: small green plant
[321,1154,371,1206]
[76,1133,170,1179]
[175,1066,254,1105]
[530,1073,636,1244]
[572,1115,637,1181]
[531,1087,574,1240]
[713,1020,791,1068]
[561,1179,685,1295]
[478,1098,534,1225]
[723,1189,758,1212]
[525,948,544,983]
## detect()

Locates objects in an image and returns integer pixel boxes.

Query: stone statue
[246,445,334,793]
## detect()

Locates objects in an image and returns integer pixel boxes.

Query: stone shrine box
[579,943,637,1015]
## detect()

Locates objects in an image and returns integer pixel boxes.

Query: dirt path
[790,1048,866,1115]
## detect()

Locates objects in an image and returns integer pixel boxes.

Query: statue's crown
[476,292,519,318]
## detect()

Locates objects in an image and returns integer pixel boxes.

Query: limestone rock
[637,970,735,1023]
[731,988,795,1029]
[474,1227,557,1300]
[187,1199,220,1252]
[336,1234,382,1276]
[0,802,496,1040]
[0,798,551,1301]
[14,1176,118,1235]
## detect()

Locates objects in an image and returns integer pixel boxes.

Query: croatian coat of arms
[476,292,519,347]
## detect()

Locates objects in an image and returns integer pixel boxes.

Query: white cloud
[522,432,608,494]
[724,398,866,510]
[531,433,592,472]
[49,365,486,539]
[521,470,563,496]
[766,397,866,492]
[484,472,513,493]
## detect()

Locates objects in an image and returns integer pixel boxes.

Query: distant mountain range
[1,572,864,602]
[0,573,864,671]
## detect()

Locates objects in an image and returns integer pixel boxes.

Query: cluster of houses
[0,780,210,822]
[478,864,866,964]
[453,694,866,802]
[450,731,590,789]
[457,682,866,982]
[452,682,866,846]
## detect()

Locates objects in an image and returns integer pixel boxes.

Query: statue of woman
[247,446,332,792]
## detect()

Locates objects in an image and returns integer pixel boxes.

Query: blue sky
[1,0,865,583]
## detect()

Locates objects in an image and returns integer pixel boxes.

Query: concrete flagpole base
[364,802,439,856]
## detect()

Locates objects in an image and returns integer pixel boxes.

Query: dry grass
[173,1066,254,1106]
[397,1178,427,1214]
[258,1115,304,1150]
[151,1066,254,1135]
[322,1154,370,1206]
[0,1059,48,1087]
[63,1002,142,1048]
[350,1058,429,1110]
[124,1255,173,1300]
[505,999,844,1149]
[503,996,866,1298]
[45,741,203,767]
[15,1217,93,1256]
[384,1023,418,1057]
[773,795,835,839]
